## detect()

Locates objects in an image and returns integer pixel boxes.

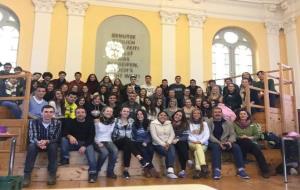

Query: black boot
[23,173,31,187]
[47,172,56,185]
[200,165,209,178]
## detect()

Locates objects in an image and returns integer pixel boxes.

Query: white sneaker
[167,172,178,179]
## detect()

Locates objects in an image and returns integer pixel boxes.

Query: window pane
[235,45,253,84]
[212,43,230,85]
[0,26,19,67]
[224,31,238,44]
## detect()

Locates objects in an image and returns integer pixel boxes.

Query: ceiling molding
[87,0,299,22]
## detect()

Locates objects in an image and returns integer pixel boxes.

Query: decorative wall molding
[283,17,297,33]
[265,21,280,35]
[32,0,57,13]
[187,14,206,28]
[65,0,89,16]
[160,11,179,25]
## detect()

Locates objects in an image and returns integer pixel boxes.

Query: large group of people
[0,63,275,187]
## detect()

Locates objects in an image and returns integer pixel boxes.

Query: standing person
[132,109,160,178]
[112,106,150,179]
[233,109,270,178]
[188,79,200,97]
[23,105,61,187]
[171,110,190,178]
[60,107,97,182]
[160,79,169,98]
[123,75,141,95]
[150,111,178,179]
[94,107,118,179]
[223,83,242,112]
[169,76,186,108]
[69,72,85,93]
[141,75,156,97]
[86,74,100,94]
[254,71,277,107]
[207,107,250,180]
[240,78,261,113]
[188,109,210,178]
[51,71,68,90]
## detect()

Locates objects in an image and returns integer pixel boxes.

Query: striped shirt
[28,119,61,144]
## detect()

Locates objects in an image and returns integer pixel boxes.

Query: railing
[0,71,32,151]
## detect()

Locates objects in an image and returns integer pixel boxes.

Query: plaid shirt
[28,118,61,144]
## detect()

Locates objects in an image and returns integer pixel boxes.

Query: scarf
[102,116,115,125]
[236,120,251,129]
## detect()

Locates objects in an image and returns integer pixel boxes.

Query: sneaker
[47,173,56,185]
[123,171,130,179]
[23,173,31,187]
[167,172,178,179]
[213,169,221,180]
[187,160,194,169]
[262,172,270,179]
[178,170,186,178]
[59,159,69,166]
[141,161,150,168]
[237,169,250,179]
[107,172,117,179]
[88,174,97,183]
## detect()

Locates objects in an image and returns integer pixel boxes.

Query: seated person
[207,107,250,180]
[60,107,97,183]
[0,77,23,118]
[23,105,61,187]
[64,92,78,119]
[29,85,48,119]
[233,109,270,178]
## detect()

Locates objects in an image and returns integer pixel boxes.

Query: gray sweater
[207,118,236,144]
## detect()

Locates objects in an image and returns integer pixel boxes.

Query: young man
[40,72,53,88]
[168,76,185,108]
[69,72,85,93]
[121,92,141,118]
[51,71,68,90]
[32,72,42,81]
[0,62,12,75]
[141,75,156,97]
[60,107,97,182]
[254,71,277,107]
[23,105,62,187]
[207,107,250,180]
[64,92,78,119]
[160,79,169,98]
[222,77,240,96]
[29,85,48,119]
[187,79,200,97]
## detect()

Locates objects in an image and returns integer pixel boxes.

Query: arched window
[212,28,254,85]
[0,5,20,68]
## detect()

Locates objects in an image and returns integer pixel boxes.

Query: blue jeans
[24,143,58,174]
[208,142,244,170]
[60,137,97,174]
[93,142,118,175]
[0,101,22,118]
[135,142,155,167]
[153,144,176,168]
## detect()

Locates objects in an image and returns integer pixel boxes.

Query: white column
[187,14,206,88]
[265,21,280,70]
[30,0,56,73]
[284,17,300,108]
[65,0,89,80]
[160,11,179,82]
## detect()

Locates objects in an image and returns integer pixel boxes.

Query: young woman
[77,97,86,107]
[201,99,212,121]
[171,110,190,178]
[208,85,223,104]
[60,83,69,97]
[86,74,100,94]
[164,98,180,118]
[183,88,194,104]
[150,111,177,179]
[223,83,242,112]
[69,84,79,96]
[240,78,261,113]
[48,89,65,118]
[194,97,202,110]
[194,87,206,100]
[183,98,195,119]
[142,97,157,121]
[132,109,160,178]
[138,88,147,106]
[112,106,150,179]
[154,98,164,113]
[98,85,108,104]
[233,109,270,178]
[99,76,113,92]
[44,82,55,102]
[81,85,91,103]
[94,107,118,179]
[188,109,210,178]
